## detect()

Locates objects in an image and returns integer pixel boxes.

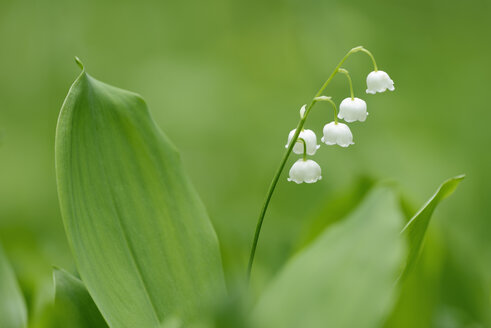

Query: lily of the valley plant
[0,46,460,328]
[247,46,395,278]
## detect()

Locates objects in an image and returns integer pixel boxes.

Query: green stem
[297,138,307,161]
[246,46,363,282]
[338,68,354,100]
[358,48,378,71]
[315,96,338,124]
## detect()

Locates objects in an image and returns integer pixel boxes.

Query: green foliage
[401,175,465,279]
[252,186,406,328]
[53,268,108,328]
[296,175,374,250]
[1,1,489,326]
[55,64,226,327]
[53,64,465,327]
[0,243,27,328]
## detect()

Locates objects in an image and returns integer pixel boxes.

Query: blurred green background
[1,0,490,326]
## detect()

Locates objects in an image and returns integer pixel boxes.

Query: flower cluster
[286,65,394,184]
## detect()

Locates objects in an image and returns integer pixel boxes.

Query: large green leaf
[55,60,226,328]
[252,186,406,328]
[0,243,27,328]
[54,268,108,328]
[295,175,374,250]
[400,174,465,278]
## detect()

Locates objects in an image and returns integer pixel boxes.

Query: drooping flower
[287,159,322,184]
[321,122,354,147]
[285,129,320,155]
[366,70,394,94]
[338,97,368,122]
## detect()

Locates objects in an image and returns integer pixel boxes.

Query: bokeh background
[1,0,490,326]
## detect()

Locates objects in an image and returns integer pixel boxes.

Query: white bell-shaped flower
[285,129,320,155]
[288,159,322,184]
[338,97,368,122]
[366,70,395,94]
[321,122,354,147]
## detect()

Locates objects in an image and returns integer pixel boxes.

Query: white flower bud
[288,159,322,184]
[338,97,368,123]
[300,104,306,119]
[321,122,354,147]
[285,129,320,155]
[366,70,395,94]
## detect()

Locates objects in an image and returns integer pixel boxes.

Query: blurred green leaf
[54,268,108,328]
[0,243,27,328]
[295,175,374,250]
[252,186,406,328]
[400,175,465,278]
[55,62,226,328]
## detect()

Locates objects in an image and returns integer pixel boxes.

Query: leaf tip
[439,173,465,199]
[453,174,466,181]
[74,56,85,71]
